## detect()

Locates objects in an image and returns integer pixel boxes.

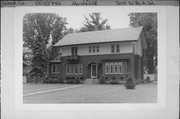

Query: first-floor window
[52,65,60,73]
[75,64,78,75]
[70,65,73,74]
[79,64,83,74]
[104,61,125,75]
[110,63,114,74]
[66,65,70,74]
[105,63,109,74]
[114,62,118,74]
[89,46,91,52]
[118,62,123,74]
[66,64,83,75]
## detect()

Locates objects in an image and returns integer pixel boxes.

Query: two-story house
[48,26,147,83]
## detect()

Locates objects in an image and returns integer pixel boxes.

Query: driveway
[23,83,157,103]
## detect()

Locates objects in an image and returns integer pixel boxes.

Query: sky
[55,8,131,30]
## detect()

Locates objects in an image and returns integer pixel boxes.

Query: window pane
[114,62,118,74]
[93,46,95,52]
[56,65,60,72]
[70,65,73,74]
[89,46,91,52]
[111,45,115,53]
[116,44,119,52]
[66,65,69,74]
[73,65,76,74]
[119,62,123,74]
[71,47,74,56]
[105,63,109,74]
[97,46,99,52]
[52,65,55,73]
[75,47,78,55]
[110,63,114,74]
[79,64,83,74]
[75,65,78,74]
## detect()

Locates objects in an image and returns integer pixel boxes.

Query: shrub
[66,79,74,84]
[146,76,151,83]
[43,77,50,83]
[125,76,136,89]
[79,76,85,81]
[75,76,80,84]
[51,78,59,83]
[58,77,64,84]
[99,76,106,84]
[111,80,119,85]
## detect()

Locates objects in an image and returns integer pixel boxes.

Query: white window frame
[96,46,99,52]
[79,64,83,74]
[118,62,123,74]
[111,44,115,53]
[51,64,60,74]
[66,64,70,75]
[74,64,78,75]
[89,46,91,52]
[105,62,109,74]
[114,62,118,74]
[93,46,96,52]
[69,65,73,75]
[116,44,120,53]
[110,62,114,74]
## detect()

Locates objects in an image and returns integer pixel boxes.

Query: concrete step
[84,79,99,84]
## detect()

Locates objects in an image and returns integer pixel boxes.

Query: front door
[91,64,97,78]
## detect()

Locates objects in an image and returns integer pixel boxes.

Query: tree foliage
[79,13,110,32]
[129,13,157,74]
[23,13,67,78]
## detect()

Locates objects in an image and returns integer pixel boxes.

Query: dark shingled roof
[54,26,143,46]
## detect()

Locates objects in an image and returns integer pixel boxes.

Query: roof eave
[55,40,138,47]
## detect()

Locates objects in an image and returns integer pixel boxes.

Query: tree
[129,13,157,74]
[23,13,67,80]
[79,13,110,32]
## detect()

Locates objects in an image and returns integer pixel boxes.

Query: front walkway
[23,83,157,103]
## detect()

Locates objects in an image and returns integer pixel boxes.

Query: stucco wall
[61,42,133,56]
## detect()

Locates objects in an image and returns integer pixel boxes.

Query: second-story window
[71,47,78,56]
[89,46,91,52]
[111,44,115,53]
[93,46,96,52]
[89,45,100,53]
[116,44,120,53]
[111,44,120,53]
[97,46,99,52]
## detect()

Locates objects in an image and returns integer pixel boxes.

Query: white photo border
[14,6,167,111]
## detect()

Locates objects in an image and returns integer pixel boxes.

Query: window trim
[66,64,83,75]
[96,46,99,52]
[51,64,60,74]
[89,46,91,52]
[105,62,109,74]
[111,44,120,53]
[114,62,118,74]
[110,62,114,74]
[111,44,115,53]
[79,64,83,74]
[118,62,123,74]
[116,44,120,53]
